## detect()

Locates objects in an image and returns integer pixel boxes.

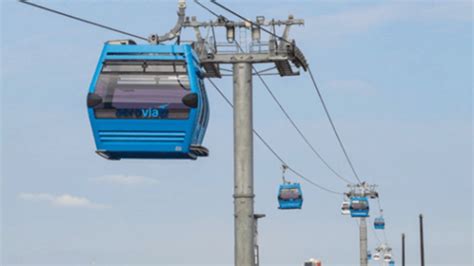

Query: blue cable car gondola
[87,41,209,160]
[367,251,372,260]
[278,183,303,210]
[374,216,385,229]
[389,260,395,266]
[349,196,369,217]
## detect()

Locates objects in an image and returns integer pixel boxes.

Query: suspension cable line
[210,0,293,45]
[194,0,225,21]
[368,217,383,245]
[208,0,363,184]
[376,197,389,243]
[307,68,363,183]
[232,42,354,185]
[203,0,395,257]
[207,78,343,195]
[194,1,356,185]
[18,0,148,41]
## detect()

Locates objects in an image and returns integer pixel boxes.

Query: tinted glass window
[279,188,301,200]
[351,200,368,210]
[93,60,191,120]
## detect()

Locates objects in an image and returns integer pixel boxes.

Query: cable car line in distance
[255,71,354,184]
[207,0,365,185]
[18,0,149,41]
[230,41,354,185]
[306,67,363,184]
[197,1,395,259]
[193,1,356,186]
[239,44,355,185]
[206,78,343,195]
[369,217,384,244]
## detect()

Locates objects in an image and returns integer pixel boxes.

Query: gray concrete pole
[233,62,255,266]
[360,217,368,266]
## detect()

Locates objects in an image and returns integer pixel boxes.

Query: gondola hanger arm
[148,0,187,44]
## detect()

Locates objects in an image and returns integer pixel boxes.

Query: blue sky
[1,0,472,265]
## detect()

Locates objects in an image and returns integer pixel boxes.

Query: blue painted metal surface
[349,196,370,217]
[278,183,303,210]
[87,43,209,160]
[374,216,385,229]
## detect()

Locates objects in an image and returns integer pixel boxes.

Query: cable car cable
[210,0,292,45]
[194,2,355,185]
[356,219,382,247]
[306,67,363,184]
[376,197,389,243]
[383,229,388,243]
[194,0,225,21]
[233,42,355,185]
[206,0,364,184]
[368,217,383,245]
[207,79,343,195]
[206,0,397,255]
[18,0,148,41]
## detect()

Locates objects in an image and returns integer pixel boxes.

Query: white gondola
[373,252,381,261]
[341,200,350,215]
[384,253,393,262]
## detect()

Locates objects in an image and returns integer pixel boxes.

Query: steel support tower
[181,7,308,266]
[346,182,379,266]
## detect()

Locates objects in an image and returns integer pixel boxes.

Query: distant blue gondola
[367,251,372,260]
[374,216,385,229]
[389,260,395,266]
[278,183,303,210]
[349,196,369,217]
[87,40,209,160]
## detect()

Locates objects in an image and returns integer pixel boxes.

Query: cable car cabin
[349,197,369,217]
[373,253,381,261]
[87,42,210,160]
[341,200,350,215]
[374,216,385,230]
[389,260,395,266]
[367,251,372,260]
[278,183,303,210]
[304,259,321,266]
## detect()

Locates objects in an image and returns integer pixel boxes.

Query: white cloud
[93,175,159,185]
[18,193,108,209]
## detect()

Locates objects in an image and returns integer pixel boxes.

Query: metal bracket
[180,11,306,78]
[148,0,187,44]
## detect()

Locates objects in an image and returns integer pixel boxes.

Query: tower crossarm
[182,14,307,78]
